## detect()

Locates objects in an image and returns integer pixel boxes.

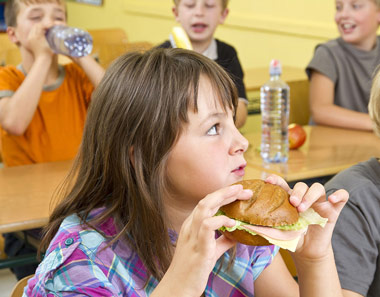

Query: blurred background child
[159,0,248,128]
[306,0,380,130]
[0,0,104,167]
[0,0,104,280]
[325,67,380,297]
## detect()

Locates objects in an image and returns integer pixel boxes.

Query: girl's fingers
[214,234,237,259]
[197,215,236,253]
[327,189,349,217]
[265,174,291,192]
[328,189,349,205]
[204,184,252,210]
[288,182,308,208]
[291,182,325,212]
[189,185,251,237]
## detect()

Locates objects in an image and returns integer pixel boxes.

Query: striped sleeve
[250,245,280,280]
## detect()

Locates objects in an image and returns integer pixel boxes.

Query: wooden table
[243,125,380,182]
[1,125,379,232]
[0,160,72,233]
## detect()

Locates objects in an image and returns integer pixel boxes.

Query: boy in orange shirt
[0,0,104,280]
[0,0,104,167]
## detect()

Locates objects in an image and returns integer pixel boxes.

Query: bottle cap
[269,59,282,76]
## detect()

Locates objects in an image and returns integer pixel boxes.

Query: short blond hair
[5,0,66,27]
[173,0,229,10]
[368,67,380,136]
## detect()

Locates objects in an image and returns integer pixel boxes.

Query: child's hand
[27,23,54,59]
[265,174,348,260]
[155,185,252,297]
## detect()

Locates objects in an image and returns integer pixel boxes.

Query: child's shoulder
[325,158,380,198]
[156,40,171,49]
[316,37,342,52]
[25,210,141,296]
[311,37,353,62]
[0,65,26,92]
[215,38,238,54]
[0,65,24,78]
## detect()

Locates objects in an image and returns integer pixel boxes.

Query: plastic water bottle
[260,59,290,163]
[45,25,93,57]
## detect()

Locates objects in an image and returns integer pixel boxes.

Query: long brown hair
[41,48,238,281]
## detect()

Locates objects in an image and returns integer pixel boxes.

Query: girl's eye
[207,124,219,136]
[352,3,362,9]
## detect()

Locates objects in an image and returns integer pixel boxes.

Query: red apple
[288,123,307,149]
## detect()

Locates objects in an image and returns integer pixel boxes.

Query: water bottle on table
[260,59,290,163]
[45,25,93,58]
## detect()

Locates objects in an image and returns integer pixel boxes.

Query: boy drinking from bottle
[0,0,104,280]
[0,0,104,167]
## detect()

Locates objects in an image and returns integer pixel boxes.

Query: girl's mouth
[232,164,246,177]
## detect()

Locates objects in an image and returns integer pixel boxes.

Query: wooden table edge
[0,218,48,234]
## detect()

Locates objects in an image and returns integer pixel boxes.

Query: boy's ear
[219,8,229,24]
[172,6,180,22]
[6,26,19,45]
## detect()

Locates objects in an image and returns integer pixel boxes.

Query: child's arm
[309,71,373,130]
[0,25,54,135]
[342,290,364,297]
[235,100,247,128]
[73,55,105,87]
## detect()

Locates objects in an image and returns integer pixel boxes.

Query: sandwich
[218,179,327,252]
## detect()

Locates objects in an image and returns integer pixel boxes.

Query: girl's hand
[155,185,252,297]
[265,174,348,260]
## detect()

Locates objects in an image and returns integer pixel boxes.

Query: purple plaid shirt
[24,208,279,296]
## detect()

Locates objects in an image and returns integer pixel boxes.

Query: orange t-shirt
[0,63,94,166]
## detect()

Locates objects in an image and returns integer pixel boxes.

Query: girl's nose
[231,130,249,155]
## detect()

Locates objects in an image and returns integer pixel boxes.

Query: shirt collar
[202,39,218,60]
[17,64,66,91]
